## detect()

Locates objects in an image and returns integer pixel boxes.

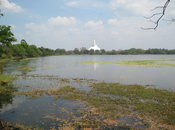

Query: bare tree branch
[141,0,170,30]
[163,18,175,24]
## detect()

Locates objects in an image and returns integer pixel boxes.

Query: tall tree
[0,25,17,55]
[89,49,95,55]
[74,48,80,55]
[100,49,106,55]
[80,47,89,54]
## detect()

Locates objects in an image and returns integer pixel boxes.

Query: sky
[0,0,175,51]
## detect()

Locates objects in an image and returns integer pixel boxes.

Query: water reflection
[3,58,37,75]
[93,63,99,71]
[0,85,17,113]
[0,96,25,114]
[0,96,85,129]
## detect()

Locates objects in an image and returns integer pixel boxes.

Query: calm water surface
[1,55,175,129]
[4,55,175,89]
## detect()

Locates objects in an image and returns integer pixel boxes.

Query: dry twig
[141,0,170,30]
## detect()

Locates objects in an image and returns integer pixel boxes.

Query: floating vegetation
[0,73,174,129]
[17,66,36,72]
[0,74,14,85]
[120,76,127,79]
[0,59,11,64]
[19,58,36,61]
[90,82,175,125]
[43,65,56,68]
[81,59,175,68]
[0,119,43,130]
[10,74,175,129]
[127,70,137,72]
[0,119,20,130]
[81,61,115,65]
[116,59,175,67]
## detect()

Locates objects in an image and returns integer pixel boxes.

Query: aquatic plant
[0,74,14,85]
[43,65,56,68]
[7,74,175,129]
[19,58,36,61]
[81,59,175,68]
[0,59,11,64]
[17,66,36,72]
[90,82,175,125]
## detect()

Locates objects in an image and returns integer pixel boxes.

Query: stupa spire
[88,38,100,51]
[94,38,96,46]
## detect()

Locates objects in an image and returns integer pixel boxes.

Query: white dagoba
[88,38,100,51]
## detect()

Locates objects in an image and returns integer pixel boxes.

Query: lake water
[1,55,175,129]
[4,55,175,89]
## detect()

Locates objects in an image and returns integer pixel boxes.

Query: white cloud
[1,0,24,13]
[24,16,82,48]
[25,16,79,33]
[170,10,175,15]
[67,1,78,6]
[110,0,163,16]
[64,0,110,9]
[47,16,78,26]
[9,24,16,29]
[24,16,106,49]
[110,31,119,36]
[84,20,103,29]
[25,23,42,30]
[69,28,79,32]
[29,15,33,19]
[107,18,118,25]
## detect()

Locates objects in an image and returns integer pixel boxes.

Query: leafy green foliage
[12,44,26,57]
[1,54,8,59]
[0,25,17,54]
[55,48,67,55]
[38,47,55,56]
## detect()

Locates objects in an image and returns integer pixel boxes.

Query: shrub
[1,54,8,59]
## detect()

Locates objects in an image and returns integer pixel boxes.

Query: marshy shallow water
[0,55,175,129]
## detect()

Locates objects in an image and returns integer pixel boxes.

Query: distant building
[88,38,100,51]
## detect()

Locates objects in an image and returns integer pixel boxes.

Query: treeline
[1,25,175,59]
[2,43,175,59]
[71,48,175,55]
